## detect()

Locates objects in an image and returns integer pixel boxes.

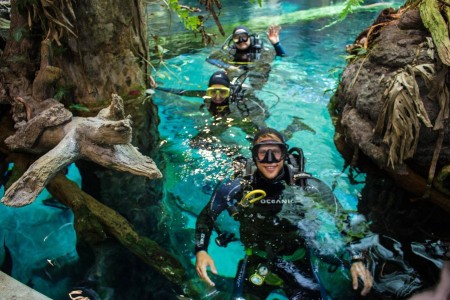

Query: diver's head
[251,128,288,180]
[206,71,231,105]
[232,25,251,51]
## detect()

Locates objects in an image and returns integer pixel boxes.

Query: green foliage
[339,0,365,20]
[12,27,28,42]
[344,46,367,61]
[249,0,263,7]
[54,85,69,101]
[167,0,202,31]
[420,0,450,66]
[319,0,365,30]
[69,104,90,112]
[0,17,9,30]
[323,67,344,96]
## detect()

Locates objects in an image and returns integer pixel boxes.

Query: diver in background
[190,71,314,151]
[207,25,286,90]
[189,70,268,151]
[202,70,267,130]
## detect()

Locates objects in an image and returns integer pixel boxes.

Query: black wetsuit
[195,165,337,299]
[190,87,269,151]
[208,35,286,66]
[207,35,286,90]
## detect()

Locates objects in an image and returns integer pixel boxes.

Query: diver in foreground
[194,127,373,299]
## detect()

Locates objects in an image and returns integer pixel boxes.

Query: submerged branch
[46,172,187,287]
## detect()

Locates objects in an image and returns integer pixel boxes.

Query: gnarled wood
[1,93,162,207]
[332,7,450,211]
[32,39,63,101]
[46,172,187,287]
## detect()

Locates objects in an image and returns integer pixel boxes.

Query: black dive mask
[252,140,288,163]
[233,33,249,44]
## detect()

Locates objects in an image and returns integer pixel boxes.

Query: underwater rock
[332,6,450,210]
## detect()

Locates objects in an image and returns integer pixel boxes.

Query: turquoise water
[152,0,404,298]
[0,1,415,299]
[0,164,80,299]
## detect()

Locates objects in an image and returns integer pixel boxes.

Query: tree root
[46,172,189,290]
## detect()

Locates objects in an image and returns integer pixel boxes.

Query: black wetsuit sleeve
[272,42,286,57]
[195,203,216,253]
[194,179,241,253]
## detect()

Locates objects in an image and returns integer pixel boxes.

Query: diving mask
[252,140,287,163]
[205,87,230,99]
[233,33,249,44]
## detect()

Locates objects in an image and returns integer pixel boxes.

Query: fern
[69,104,90,112]
[319,0,365,30]
[249,0,263,7]
[339,0,365,20]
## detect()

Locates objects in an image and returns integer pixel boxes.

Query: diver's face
[206,84,230,104]
[254,136,285,180]
[233,32,250,50]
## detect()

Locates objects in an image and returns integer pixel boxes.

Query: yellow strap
[239,189,266,207]
[223,58,253,65]
[216,105,229,112]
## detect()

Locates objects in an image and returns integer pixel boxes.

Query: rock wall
[332,8,450,208]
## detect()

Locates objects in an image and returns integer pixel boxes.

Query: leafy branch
[319,0,365,30]
[166,0,203,31]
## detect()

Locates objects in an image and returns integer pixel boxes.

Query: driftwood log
[2,93,162,207]
[0,0,201,297]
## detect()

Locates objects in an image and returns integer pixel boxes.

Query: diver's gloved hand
[267,25,281,45]
[351,261,373,296]
[195,250,218,286]
[226,65,240,73]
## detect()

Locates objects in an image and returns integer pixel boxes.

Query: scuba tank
[229,71,249,104]
[249,34,263,60]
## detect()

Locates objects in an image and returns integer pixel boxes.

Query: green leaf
[69,104,90,112]
[13,28,25,42]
